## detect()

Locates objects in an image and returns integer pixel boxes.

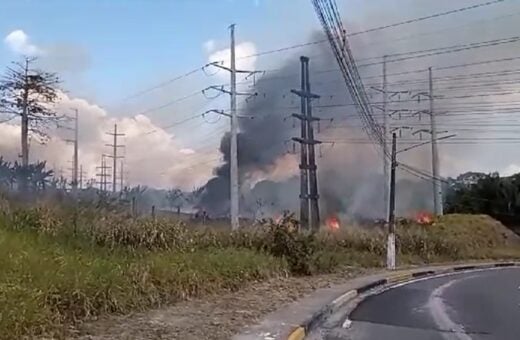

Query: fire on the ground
[325,215,340,231]
[415,211,434,225]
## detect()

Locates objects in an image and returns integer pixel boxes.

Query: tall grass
[0,203,519,339]
[0,227,285,339]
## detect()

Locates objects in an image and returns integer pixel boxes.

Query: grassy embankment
[0,203,519,339]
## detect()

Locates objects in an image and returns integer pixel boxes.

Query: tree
[0,157,14,189]
[0,57,61,189]
[166,188,184,214]
[27,161,54,190]
[186,186,203,206]
[10,160,54,191]
[445,172,520,226]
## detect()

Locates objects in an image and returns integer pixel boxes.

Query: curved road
[309,267,520,340]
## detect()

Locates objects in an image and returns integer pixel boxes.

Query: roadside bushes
[1,206,519,271]
[0,225,285,339]
[0,203,519,339]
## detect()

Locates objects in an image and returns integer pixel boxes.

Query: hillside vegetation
[0,202,518,339]
[446,172,520,232]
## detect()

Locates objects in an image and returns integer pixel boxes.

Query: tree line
[445,172,520,226]
[0,57,61,191]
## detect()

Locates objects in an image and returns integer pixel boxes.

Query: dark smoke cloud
[196,32,405,219]
[197,0,519,219]
[197,64,301,215]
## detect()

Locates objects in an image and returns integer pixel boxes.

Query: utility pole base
[387,232,396,270]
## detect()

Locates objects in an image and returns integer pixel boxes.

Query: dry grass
[0,202,519,339]
[0,228,285,339]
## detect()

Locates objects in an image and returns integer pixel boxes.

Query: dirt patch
[71,268,367,340]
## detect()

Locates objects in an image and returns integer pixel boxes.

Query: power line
[358,36,520,63]
[104,0,512,117]
[348,0,506,37]
[236,0,506,61]
[140,114,204,136]
[115,66,207,103]
[135,89,204,116]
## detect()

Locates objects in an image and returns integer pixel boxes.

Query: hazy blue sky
[2,0,520,185]
[0,0,500,105]
[0,0,318,102]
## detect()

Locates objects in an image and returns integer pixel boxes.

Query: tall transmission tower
[291,56,321,231]
[428,67,443,216]
[409,69,446,216]
[105,124,125,193]
[304,57,321,229]
[370,59,407,221]
[205,25,259,230]
[230,24,239,231]
[293,58,310,229]
[382,56,389,220]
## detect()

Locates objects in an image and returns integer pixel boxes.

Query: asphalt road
[308,267,520,340]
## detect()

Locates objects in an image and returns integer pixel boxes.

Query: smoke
[196,30,421,219]
[197,1,520,219]
[3,1,519,217]
[0,91,217,191]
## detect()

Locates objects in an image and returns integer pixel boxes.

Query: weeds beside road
[0,201,518,339]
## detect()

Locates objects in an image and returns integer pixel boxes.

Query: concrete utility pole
[382,55,390,221]
[370,57,408,221]
[291,56,321,231]
[79,164,84,190]
[105,124,125,193]
[204,25,260,230]
[120,161,124,191]
[230,24,239,231]
[429,67,443,216]
[72,109,79,194]
[387,132,397,270]
[64,109,79,193]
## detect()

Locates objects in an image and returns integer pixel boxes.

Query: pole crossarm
[208,61,262,75]
[204,85,257,97]
[291,137,323,145]
[397,134,456,154]
[291,113,320,121]
[290,89,320,99]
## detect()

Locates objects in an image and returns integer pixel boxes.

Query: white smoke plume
[0,92,219,191]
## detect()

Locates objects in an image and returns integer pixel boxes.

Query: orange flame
[416,211,433,225]
[326,216,340,231]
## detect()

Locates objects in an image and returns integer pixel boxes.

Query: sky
[0,0,322,103]
[1,0,520,190]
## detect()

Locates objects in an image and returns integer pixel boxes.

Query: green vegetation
[445,172,520,232]
[0,203,518,339]
[0,227,284,339]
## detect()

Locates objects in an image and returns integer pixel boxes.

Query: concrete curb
[286,261,519,340]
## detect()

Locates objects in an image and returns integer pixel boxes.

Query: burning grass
[0,203,519,339]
